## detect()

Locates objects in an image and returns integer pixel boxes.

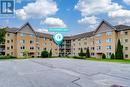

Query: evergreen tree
[115,40,124,59]
[49,49,52,57]
[111,53,115,59]
[102,53,106,59]
[86,47,90,58]
[0,28,6,44]
[78,48,84,57]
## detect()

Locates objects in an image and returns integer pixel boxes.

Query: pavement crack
[72,77,82,87]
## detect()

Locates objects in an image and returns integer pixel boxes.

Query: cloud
[75,0,130,25]
[78,16,97,24]
[123,0,130,5]
[16,0,58,20]
[75,0,122,17]
[42,17,67,28]
[108,9,130,18]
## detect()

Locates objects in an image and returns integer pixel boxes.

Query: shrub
[111,53,115,59]
[41,51,49,58]
[102,53,106,59]
[73,56,85,59]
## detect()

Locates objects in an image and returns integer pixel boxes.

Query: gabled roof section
[71,31,94,39]
[114,25,130,31]
[16,22,36,35]
[6,27,18,33]
[94,20,115,33]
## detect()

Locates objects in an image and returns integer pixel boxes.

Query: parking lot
[0,58,130,87]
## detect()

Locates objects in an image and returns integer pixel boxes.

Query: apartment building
[0,23,59,57]
[0,20,130,59]
[71,20,130,59]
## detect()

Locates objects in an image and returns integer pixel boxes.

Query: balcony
[0,48,5,52]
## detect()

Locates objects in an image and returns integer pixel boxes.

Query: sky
[0,0,130,35]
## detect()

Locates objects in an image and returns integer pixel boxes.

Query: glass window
[125,47,128,50]
[20,40,25,44]
[30,34,34,37]
[106,32,112,36]
[125,54,128,58]
[96,40,101,44]
[124,31,128,35]
[106,38,112,43]
[125,39,128,43]
[96,34,102,37]
[96,46,101,50]
[30,46,34,50]
[20,33,25,37]
[20,46,25,50]
[106,46,112,50]
[30,40,34,44]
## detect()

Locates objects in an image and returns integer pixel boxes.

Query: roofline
[16,22,37,35]
[94,20,116,33]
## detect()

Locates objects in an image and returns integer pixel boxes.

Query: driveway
[0,58,130,87]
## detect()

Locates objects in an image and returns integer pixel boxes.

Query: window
[11,46,13,49]
[30,40,34,44]
[78,39,81,41]
[30,46,34,50]
[91,47,94,50]
[106,38,112,43]
[84,42,87,45]
[11,40,13,43]
[30,34,34,37]
[106,32,112,36]
[44,48,46,50]
[7,40,10,43]
[125,54,128,58]
[124,31,128,35]
[78,48,81,50]
[43,37,46,40]
[20,33,25,37]
[125,47,128,50]
[20,40,25,44]
[7,33,10,36]
[91,53,95,56]
[96,40,101,44]
[106,52,112,58]
[84,48,87,50]
[96,46,101,50]
[7,47,10,50]
[96,33,102,37]
[106,46,112,50]
[79,43,81,45]
[20,46,25,50]
[125,39,128,43]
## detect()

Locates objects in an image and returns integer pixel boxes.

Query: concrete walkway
[0,58,130,87]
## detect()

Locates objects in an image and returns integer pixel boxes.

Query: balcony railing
[0,49,5,52]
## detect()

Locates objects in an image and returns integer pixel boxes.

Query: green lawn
[86,58,130,64]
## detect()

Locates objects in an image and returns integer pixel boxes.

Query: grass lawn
[86,58,130,64]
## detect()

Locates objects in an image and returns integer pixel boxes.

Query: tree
[86,47,90,58]
[41,51,49,58]
[0,28,6,44]
[102,53,106,59]
[111,53,115,59]
[115,40,124,59]
[49,49,52,57]
[78,48,84,57]
[23,50,29,58]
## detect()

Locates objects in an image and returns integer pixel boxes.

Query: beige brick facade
[0,20,130,59]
